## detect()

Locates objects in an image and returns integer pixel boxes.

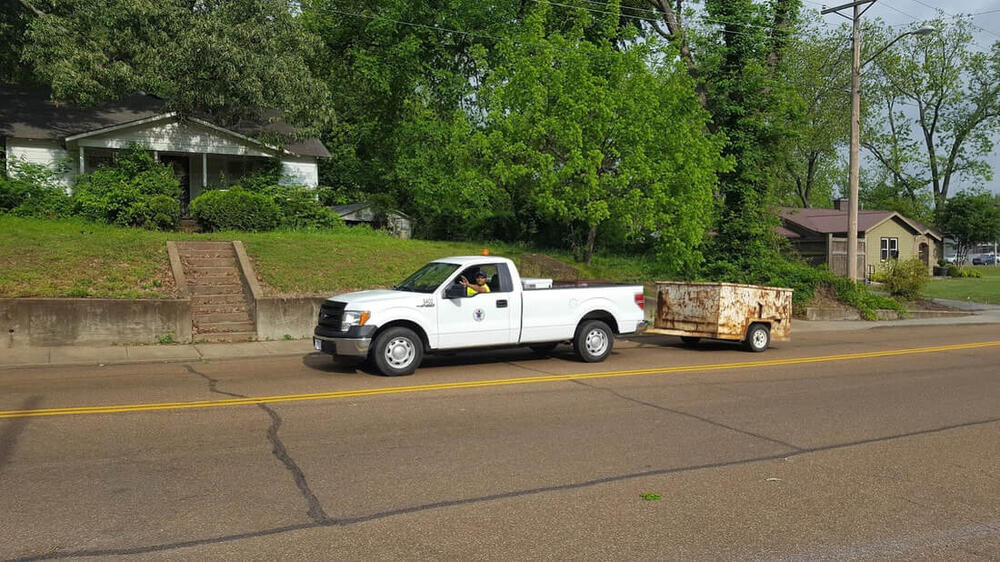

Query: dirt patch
[518,254,581,280]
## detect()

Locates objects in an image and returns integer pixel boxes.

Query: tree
[864,18,1000,211]
[769,22,849,209]
[936,190,1000,264]
[9,0,330,127]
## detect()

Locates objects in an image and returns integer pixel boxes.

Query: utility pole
[823,0,875,282]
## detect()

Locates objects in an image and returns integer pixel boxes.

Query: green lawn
[921,266,1000,305]
[0,216,652,298]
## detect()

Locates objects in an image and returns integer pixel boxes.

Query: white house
[1,86,329,214]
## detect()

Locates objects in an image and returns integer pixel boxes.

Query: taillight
[634,292,645,311]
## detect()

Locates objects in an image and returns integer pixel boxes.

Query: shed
[332,203,412,239]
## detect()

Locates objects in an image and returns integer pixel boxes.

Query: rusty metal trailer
[642,281,793,352]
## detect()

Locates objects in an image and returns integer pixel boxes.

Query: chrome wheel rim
[385,337,416,369]
[752,329,768,349]
[585,328,609,356]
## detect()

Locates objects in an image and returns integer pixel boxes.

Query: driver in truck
[460,270,491,296]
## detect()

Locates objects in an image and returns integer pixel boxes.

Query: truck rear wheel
[574,320,613,362]
[371,327,423,376]
[744,323,770,353]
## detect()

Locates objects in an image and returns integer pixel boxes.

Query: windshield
[394,262,459,294]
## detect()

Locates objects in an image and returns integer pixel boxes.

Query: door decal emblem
[417,298,435,308]
[473,308,485,322]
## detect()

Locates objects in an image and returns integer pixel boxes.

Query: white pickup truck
[313,256,646,376]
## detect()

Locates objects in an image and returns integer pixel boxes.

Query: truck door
[437,263,514,349]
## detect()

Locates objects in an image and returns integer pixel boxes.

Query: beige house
[1,86,329,215]
[778,200,943,280]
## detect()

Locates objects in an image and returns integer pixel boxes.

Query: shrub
[190,186,280,231]
[947,265,982,278]
[71,146,180,230]
[265,184,343,229]
[701,253,904,320]
[877,258,929,299]
[0,159,73,218]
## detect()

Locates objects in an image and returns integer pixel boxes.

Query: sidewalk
[793,304,1000,332]
[3,301,998,370]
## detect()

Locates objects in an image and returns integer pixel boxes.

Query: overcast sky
[807,0,1000,195]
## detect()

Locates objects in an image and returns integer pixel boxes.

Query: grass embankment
[921,266,1000,305]
[0,216,650,298]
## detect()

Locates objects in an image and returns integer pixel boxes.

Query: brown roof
[778,207,896,235]
[0,85,329,158]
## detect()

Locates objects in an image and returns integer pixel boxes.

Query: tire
[574,320,614,363]
[529,342,559,353]
[680,336,701,345]
[744,323,770,353]
[371,327,423,376]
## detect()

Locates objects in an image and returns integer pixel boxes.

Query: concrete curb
[0,339,315,371]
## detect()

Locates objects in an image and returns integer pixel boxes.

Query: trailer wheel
[574,320,613,362]
[371,327,423,376]
[744,323,770,353]
[680,336,701,345]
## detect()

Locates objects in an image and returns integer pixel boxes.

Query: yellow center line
[2,340,998,419]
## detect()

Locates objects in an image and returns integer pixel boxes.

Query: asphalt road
[1,325,999,560]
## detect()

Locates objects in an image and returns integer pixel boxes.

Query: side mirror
[444,284,465,299]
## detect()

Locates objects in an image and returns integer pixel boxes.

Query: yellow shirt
[467,283,491,296]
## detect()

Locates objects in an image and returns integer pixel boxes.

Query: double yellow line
[2,340,998,419]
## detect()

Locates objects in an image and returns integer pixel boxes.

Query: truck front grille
[317,301,347,330]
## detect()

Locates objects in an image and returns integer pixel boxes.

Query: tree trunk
[584,224,597,265]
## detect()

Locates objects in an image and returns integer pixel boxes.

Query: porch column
[202,153,207,188]
[78,146,85,175]
[153,150,158,162]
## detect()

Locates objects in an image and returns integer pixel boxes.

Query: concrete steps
[175,241,256,341]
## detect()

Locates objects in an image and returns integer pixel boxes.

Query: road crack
[14,415,1000,561]
[183,365,329,524]
[568,378,805,453]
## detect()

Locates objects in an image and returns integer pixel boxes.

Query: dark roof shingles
[0,85,329,158]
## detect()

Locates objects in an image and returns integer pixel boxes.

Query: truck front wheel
[371,327,423,376]
[574,320,613,363]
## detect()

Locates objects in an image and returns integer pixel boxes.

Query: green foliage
[769,19,848,209]
[702,252,903,319]
[936,190,1000,264]
[265,185,343,230]
[947,265,982,279]
[16,0,330,128]
[875,258,929,299]
[189,187,280,232]
[0,159,73,218]
[699,0,804,270]
[865,18,1000,211]
[71,146,180,230]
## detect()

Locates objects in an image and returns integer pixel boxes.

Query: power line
[902,0,1000,42]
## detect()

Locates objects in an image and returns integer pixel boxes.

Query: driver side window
[456,264,503,296]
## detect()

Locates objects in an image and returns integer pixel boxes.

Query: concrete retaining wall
[1,298,192,348]
[255,296,327,341]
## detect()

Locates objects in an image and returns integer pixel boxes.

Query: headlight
[341,310,371,331]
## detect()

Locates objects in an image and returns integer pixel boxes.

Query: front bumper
[313,325,377,357]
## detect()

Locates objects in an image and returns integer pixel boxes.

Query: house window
[880,237,898,261]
